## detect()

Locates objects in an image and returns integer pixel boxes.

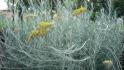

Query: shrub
[0,0,124,70]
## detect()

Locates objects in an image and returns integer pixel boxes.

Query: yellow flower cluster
[38,21,53,29]
[72,6,87,16]
[27,21,53,42]
[102,60,113,65]
[26,6,86,43]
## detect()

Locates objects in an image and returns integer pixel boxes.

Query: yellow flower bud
[72,6,87,16]
[38,21,53,29]
[102,60,113,65]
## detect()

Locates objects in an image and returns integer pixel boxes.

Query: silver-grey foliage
[0,0,124,70]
